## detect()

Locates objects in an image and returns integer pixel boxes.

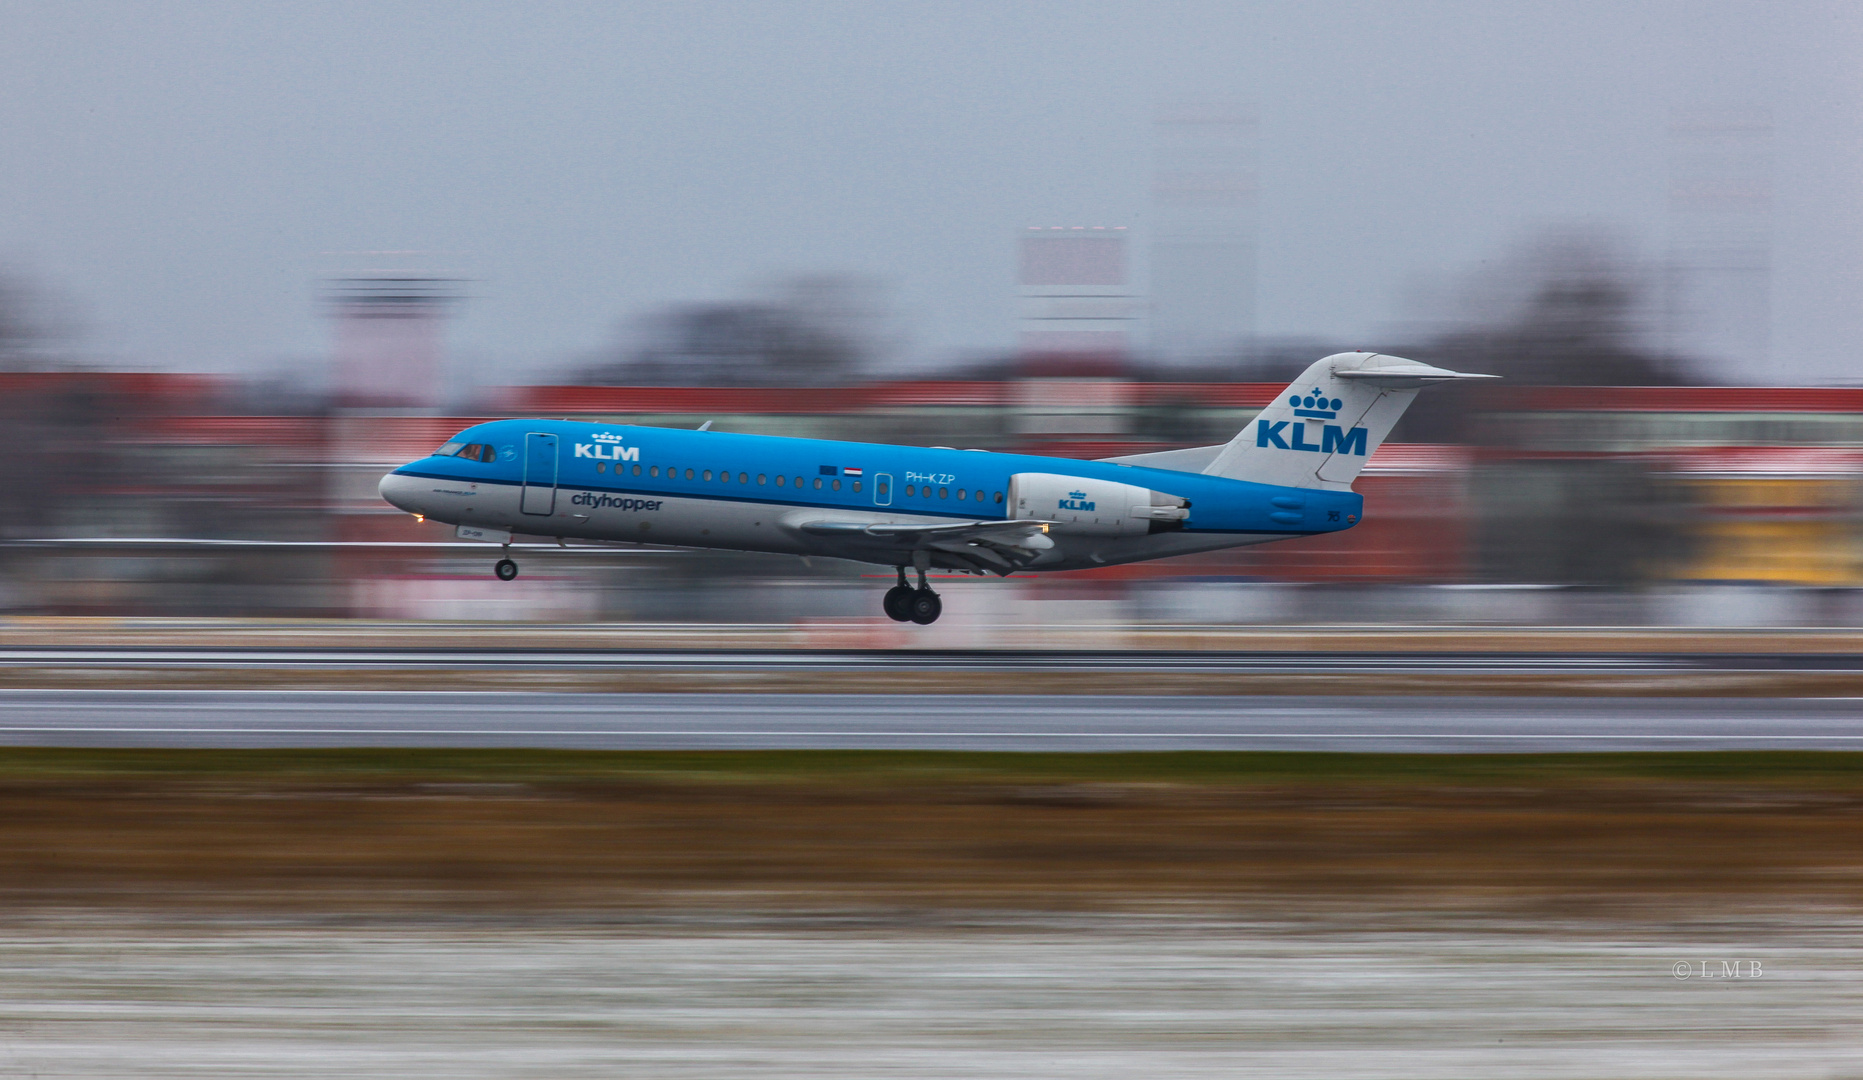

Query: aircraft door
[521,432,558,515]
[873,473,892,506]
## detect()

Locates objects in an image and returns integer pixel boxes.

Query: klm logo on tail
[1258,390,1367,455]
[1256,420,1367,455]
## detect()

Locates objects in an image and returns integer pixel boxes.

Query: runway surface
[4,919,1856,1079]
[0,646,1860,673]
[2,690,1861,751]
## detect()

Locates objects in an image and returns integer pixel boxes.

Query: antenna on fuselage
[696,420,714,431]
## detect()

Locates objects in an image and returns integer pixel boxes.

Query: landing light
[414,514,424,523]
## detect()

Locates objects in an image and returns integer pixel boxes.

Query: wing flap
[794,517,1056,575]
[797,518,1050,542]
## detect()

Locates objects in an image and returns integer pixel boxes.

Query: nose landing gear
[494,558,518,581]
[881,564,941,624]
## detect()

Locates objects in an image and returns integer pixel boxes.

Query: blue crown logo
[1289,388,1343,420]
[590,431,625,443]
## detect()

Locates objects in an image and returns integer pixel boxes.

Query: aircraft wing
[794,518,1055,575]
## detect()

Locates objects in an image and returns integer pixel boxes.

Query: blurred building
[1016,227,1140,455]
[326,272,458,409]
[1484,386,1863,585]
[1665,107,1773,379]
[1018,227,1134,367]
[1150,101,1258,363]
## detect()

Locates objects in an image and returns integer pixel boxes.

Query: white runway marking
[1,726,1862,741]
[0,690,1858,750]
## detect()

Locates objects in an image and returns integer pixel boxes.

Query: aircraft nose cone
[379,471,421,514]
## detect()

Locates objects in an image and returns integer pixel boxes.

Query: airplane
[378,352,1493,624]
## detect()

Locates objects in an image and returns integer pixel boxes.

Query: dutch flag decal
[844,467,863,477]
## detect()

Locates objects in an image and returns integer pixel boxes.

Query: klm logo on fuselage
[574,431,639,462]
[1058,490,1096,512]
[1256,420,1368,456]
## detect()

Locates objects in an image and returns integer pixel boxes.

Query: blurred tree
[0,270,86,542]
[1378,233,1707,585]
[0,268,69,371]
[1390,232,1700,443]
[582,277,888,386]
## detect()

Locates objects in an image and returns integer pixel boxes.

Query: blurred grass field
[0,748,1859,917]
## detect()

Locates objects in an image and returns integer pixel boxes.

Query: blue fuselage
[380,418,1363,572]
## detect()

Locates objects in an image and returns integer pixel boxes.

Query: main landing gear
[882,565,941,625]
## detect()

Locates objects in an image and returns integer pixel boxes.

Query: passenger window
[597,462,606,473]
[852,481,861,493]
[876,480,888,496]
[813,477,823,489]
[956,488,967,500]
[905,484,915,497]
[703,470,712,481]
[685,468,694,480]
[795,476,804,488]
[975,489,985,502]
[739,472,748,484]
[650,466,659,477]
[938,487,948,499]
[994,491,1004,504]
[633,464,642,476]
[776,475,786,487]
[757,474,767,485]
[832,479,841,491]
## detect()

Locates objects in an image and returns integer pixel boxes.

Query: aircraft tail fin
[1202,352,1495,489]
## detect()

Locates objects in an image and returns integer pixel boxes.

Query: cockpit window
[435,442,497,462]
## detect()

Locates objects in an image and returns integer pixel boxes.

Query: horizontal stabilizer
[1334,361,1498,385]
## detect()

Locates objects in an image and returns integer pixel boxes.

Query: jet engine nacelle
[1008,472,1190,537]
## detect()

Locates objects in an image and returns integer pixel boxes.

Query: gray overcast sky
[2,1,1859,383]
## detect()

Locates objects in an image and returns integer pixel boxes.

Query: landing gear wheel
[882,585,915,622]
[494,558,519,581]
[907,588,942,625]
